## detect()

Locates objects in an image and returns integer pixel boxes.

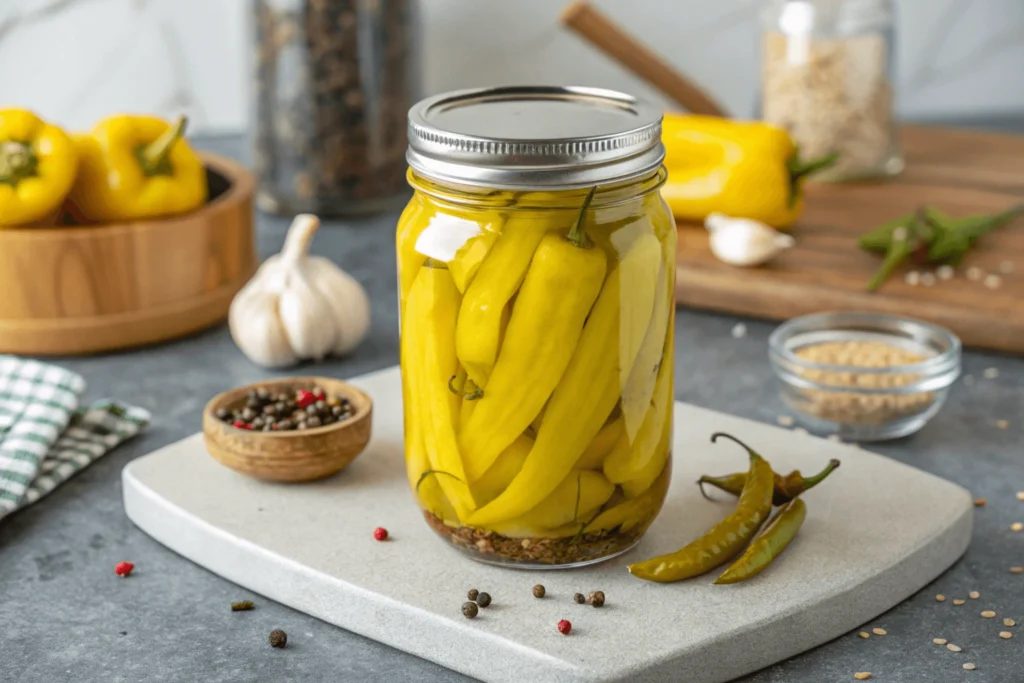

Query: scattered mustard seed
[872,628,887,636]
[947,643,962,652]
[981,610,997,618]
[974,498,987,507]
[1011,522,1023,532]
[963,662,976,671]
[999,631,1013,639]
[969,591,980,599]
[954,599,966,605]
[1017,492,1024,501]
[858,631,870,639]
[1010,566,1024,574]
[995,419,1009,429]
[854,673,872,681]
[933,637,947,645]
[1004,618,1016,627]
[936,594,946,602]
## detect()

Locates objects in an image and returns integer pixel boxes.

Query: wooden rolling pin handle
[561,1,728,117]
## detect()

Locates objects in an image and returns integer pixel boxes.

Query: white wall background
[1,0,1022,134]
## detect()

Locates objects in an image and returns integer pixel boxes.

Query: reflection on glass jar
[251,0,417,216]
[761,0,903,181]
[397,87,676,568]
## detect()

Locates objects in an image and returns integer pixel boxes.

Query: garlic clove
[228,288,297,368]
[306,257,371,355]
[706,213,795,267]
[278,268,337,360]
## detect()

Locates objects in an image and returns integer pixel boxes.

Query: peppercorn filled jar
[397,86,675,568]
[760,0,903,181]
[250,0,417,216]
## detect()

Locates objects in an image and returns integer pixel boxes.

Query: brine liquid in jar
[397,86,675,567]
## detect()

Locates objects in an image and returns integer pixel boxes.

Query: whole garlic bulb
[706,212,795,267]
[229,214,370,368]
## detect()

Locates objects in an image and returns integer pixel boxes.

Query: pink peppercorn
[296,390,316,408]
[373,527,389,541]
[115,561,135,577]
[557,619,571,635]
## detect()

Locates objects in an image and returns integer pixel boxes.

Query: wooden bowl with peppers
[0,109,257,356]
[203,376,373,483]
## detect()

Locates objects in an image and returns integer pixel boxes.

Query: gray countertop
[2,133,1022,683]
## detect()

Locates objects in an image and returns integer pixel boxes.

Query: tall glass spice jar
[397,86,676,568]
[251,0,417,216]
[761,0,903,181]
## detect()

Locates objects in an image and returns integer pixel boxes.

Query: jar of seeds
[760,0,903,182]
[251,0,418,216]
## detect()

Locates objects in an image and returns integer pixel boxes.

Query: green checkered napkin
[0,357,150,521]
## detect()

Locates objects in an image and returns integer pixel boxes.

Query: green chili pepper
[698,458,840,506]
[714,497,807,584]
[857,214,914,253]
[926,205,1023,263]
[627,432,774,583]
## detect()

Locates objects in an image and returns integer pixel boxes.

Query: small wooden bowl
[202,377,373,483]
[0,153,257,355]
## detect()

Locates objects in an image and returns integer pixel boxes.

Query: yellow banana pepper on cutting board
[70,114,207,222]
[0,109,77,227]
[660,114,836,228]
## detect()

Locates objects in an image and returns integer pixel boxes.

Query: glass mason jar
[761,0,903,181]
[396,86,676,568]
[250,0,417,216]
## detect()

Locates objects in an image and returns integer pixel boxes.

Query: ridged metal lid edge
[406,86,665,190]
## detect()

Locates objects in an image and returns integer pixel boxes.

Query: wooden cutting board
[674,126,1024,354]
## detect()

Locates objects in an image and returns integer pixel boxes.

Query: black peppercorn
[215,407,230,420]
[533,584,546,599]
[307,416,322,428]
[331,405,345,416]
[315,400,327,410]
[241,407,256,421]
[252,417,265,428]
[263,404,277,416]
[462,602,479,619]
[587,591,605,608]
[278,419,293,430]
[467,588,479,601]
[306,404,318,415]
[573,593,585,604]
[256,389,270,401]
[476,592,492,608]
[269,629,287,648]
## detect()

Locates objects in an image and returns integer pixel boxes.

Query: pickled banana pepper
[399,85,674,567]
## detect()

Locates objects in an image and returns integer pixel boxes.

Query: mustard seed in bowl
[769,313,960,442]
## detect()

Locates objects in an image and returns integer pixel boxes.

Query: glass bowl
[768,312,961,441]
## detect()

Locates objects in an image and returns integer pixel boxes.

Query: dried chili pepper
[714,497,807,584]
[698,458,840,506]
[627,432,774,583]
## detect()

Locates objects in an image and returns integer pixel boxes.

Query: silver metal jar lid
[406,86,665,190]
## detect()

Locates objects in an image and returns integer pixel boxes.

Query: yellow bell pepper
[70,114,207,222]
[0,109,77,227]
[660,114,836,228]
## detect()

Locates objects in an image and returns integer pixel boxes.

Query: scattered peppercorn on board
[674,126,1024,354]
[123,366,972,683]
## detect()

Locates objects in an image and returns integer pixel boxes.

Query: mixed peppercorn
[215,386,354,432]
